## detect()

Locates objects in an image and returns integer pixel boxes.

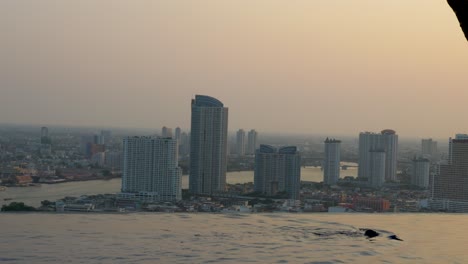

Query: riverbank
[0,167,357,207]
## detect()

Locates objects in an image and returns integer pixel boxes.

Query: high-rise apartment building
[41,126,51,144]
[94,134,105,145]
[105,151,123,170]
[369,150,386,188]
[422,138,438,159]
[189,95,228,194]
[254,145,301,200]
[162,126,173,138]
[323,138,341,185]
[449,134,468,164]
[101,130,112,145]
[247,129,258,155]
[358,130,398,184]
[175,127,182,141]
[412,157,430,188]
[41,126,48,138]
[122,137,181,201]
[431,138,468,211]
[179,132,190,157]
[236,129,246,156]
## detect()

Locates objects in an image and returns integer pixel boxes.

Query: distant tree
[40,200,54,207]
[101,170,112,177]
[1,202,35,211]
[182,189,192,200]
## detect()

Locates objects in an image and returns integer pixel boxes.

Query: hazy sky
[1,0,467,138]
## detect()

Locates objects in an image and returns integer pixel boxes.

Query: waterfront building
[122,136,181,201]
[353,197,390,212]
[358,130,398,184]
[162,126,173,138]
[236,129,246,156]
[189,95,228,195]
[247,129,258,155]
[90,143,105,158]
[91,152,106,167]
[323,138,341,185]
[431,137,468,212]
[412,157,430,188]
[105,151,123,170]
[254,145,301,200]
[422,138,438,159]
[369,150,386,188]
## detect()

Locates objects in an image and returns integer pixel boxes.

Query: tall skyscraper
[412,157,430,188]
[254,145,301,200]
[122,136,181,201]
[358,130,398,184]
[179,132,190,157]
[40,126,51,144]
[189,95,228,194]
[431,138,468,212]
[422,138,438,159]
[94,133,105,145]
[236,129,246,156]
[175,127,182,141]
[369,150,386,188]
[41,126,48,138]
[449,134,468,164]
[101,130,112,145]
[162,126,173,138]
[247,129,258,155]
[323,138,341,185]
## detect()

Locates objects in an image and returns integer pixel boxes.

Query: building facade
[369,150,386,188]
[254,145,301,200]
[236,129,246,156]
[175,127,181,141]
[323,138,341,185]
[422,138,438,159]
[122,137,181,201]
[189,95,228,194]
[105,151,123,170]
[247,129,258,155]
[41,126,51,144]
[179,132,190,157]
[358,130,398,184]
[412,157,430,188]
[162,126,173,138]
[431,138,468,212]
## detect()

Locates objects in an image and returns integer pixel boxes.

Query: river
[0,166,357,207]
[0,213,465,263]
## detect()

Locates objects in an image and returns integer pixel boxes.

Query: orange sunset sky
[1,0,467,138]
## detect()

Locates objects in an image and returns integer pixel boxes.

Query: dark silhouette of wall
[448,0,468,41]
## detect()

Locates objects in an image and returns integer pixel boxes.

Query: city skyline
[1,1,468,138]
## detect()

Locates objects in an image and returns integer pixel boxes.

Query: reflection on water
[0,213,465,263]
[0,166,357,207]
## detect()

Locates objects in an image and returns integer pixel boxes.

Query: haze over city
[4,1,468,263]
[1,0,468,138]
